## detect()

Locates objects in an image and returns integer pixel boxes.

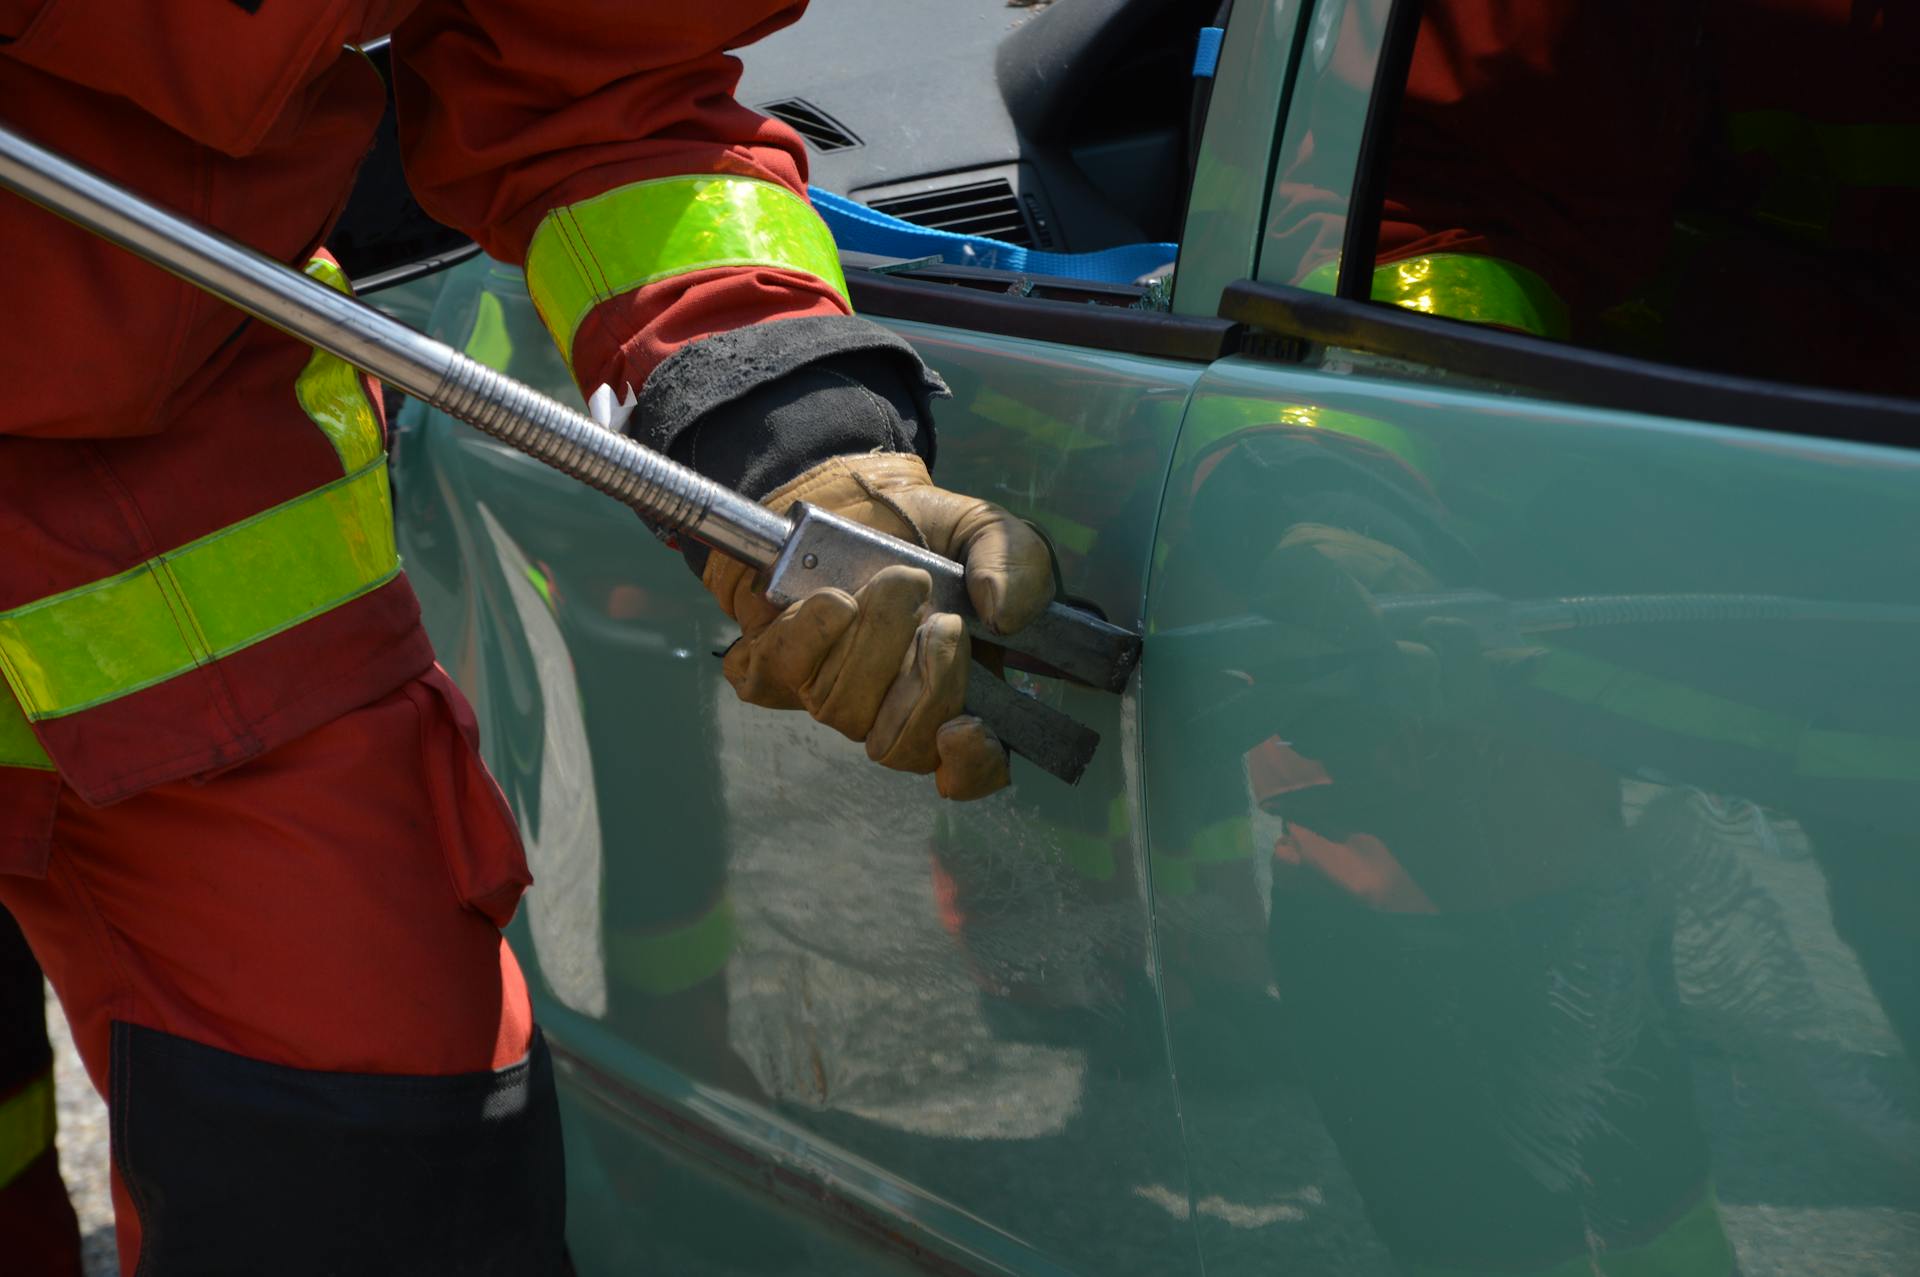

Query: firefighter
[0,3,1051,1272]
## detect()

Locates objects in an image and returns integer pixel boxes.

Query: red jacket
[0,1,849,867]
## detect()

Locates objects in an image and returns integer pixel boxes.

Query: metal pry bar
[0,121,1140,784]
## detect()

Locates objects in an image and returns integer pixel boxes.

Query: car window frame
[1169,0,1316,318]
[846,266,1241,362]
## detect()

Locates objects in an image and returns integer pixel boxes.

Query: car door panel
[1147,0,1920,1266]
[383,247,1217,1272]
[1145,353,1920,1277]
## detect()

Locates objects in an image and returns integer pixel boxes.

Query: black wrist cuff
[631,316,948,573]
[633,315,947,481]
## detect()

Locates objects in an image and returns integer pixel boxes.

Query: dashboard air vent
[758,99,861,153]
[867,179,1034,247]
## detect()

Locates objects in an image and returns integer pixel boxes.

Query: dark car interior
[739,0,1223,251]
[331,0,1227,308]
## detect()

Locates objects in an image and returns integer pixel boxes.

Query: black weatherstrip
[1221,279,1920,446]
[352,240,482,295]
[849,270,1241,363]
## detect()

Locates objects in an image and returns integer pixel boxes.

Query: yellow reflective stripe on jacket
[0,460,397,721]
[0,1069,55,1190]
[1301,254,1570,340]
[1407,1188,1734,1277]
[608,895,737,996]
[296,258,385,473]
[0,255,392,758]
[0,689,53,770]
[524,176,850,371]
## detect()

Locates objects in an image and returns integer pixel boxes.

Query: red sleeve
[391,0,850,394]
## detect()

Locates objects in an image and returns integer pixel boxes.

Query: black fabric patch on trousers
[111,1022,566,1276]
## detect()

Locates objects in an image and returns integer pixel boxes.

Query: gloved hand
[701,453,1054,800]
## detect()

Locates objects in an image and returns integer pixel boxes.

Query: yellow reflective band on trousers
[0,461,398,720]
[524,176,851,371]
[0,1069,55,1190]
[1301,254,1570,340]
[609,895,738,996]
[1406,1188,1734,1277]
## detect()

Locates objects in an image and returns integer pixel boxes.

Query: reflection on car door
[1143,1,1920,1274]
[384,249,1223,1272]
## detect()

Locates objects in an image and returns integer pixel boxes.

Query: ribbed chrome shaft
[0,122,792,569]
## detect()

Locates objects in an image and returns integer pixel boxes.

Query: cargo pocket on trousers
[406,667,532,929]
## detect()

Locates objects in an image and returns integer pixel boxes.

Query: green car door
[384,272,1220,1273]
[376,0,1918,1271]
[1145,3,1920,1276]
[378,127,1249,1277]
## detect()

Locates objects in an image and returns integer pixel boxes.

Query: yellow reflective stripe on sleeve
[524,176,851,371]
[0,1070,55,1190]
[608,895,738,996]
[1300,254,1570,340]
[296,258,385,474]
[1371,254,1569,339]
[0,689,53,770]
[0,460,398,720]
[1406,1187,1734,1277]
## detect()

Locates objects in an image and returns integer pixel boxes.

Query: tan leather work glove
[703,454,1055,800]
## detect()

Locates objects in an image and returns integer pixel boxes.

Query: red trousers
[0,670,558,1276]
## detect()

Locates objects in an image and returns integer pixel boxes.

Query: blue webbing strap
[1193,26,1225,78]
[808,186,1177,285]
